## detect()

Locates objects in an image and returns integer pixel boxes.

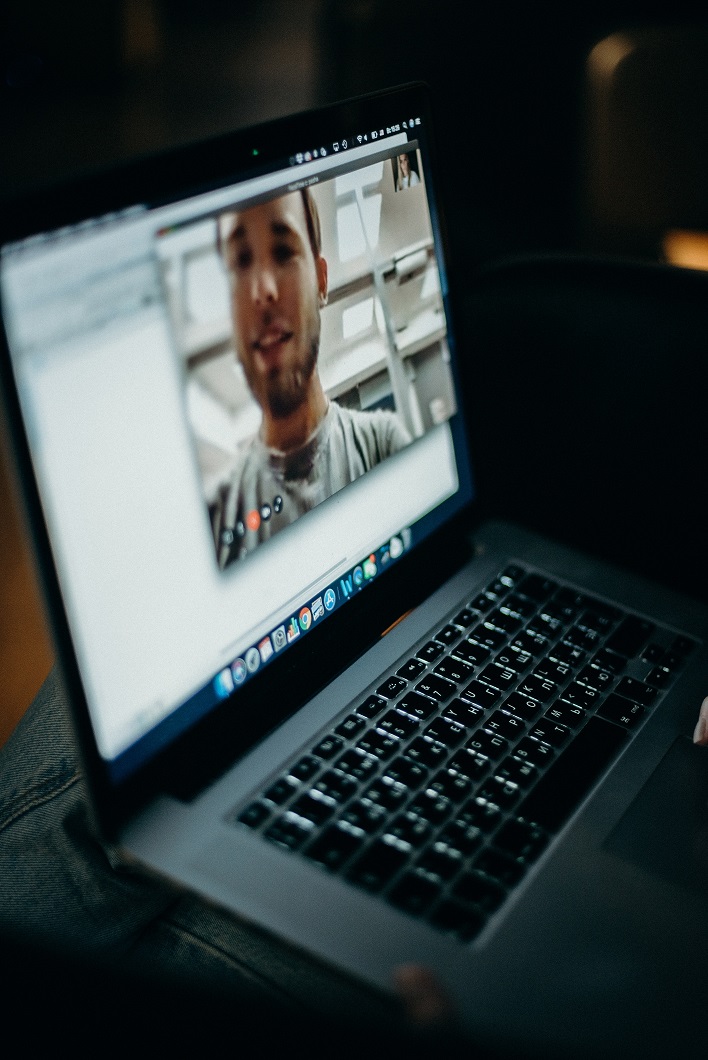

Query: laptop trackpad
[605,736,708,895]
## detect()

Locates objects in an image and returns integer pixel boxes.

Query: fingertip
[693,696,708,745]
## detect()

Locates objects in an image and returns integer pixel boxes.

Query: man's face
[221,193,327,421]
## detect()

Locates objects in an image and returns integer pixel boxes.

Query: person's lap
[0,668,397,1025]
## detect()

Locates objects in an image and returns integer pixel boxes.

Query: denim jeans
[0,668,396,1024]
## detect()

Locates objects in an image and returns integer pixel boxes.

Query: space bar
[517,716,628,832]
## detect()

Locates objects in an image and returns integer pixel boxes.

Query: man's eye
[273,243,295,263]
[235,248,252,269]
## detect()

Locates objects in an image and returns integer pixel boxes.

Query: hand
[694,696,708,745]
[393,963,457,1027]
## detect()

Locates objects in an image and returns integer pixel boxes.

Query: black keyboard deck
[229,564,697,943]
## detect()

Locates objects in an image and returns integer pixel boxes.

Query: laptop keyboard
[229,564,697,943]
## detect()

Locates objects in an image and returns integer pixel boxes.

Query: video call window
[156,149,457,573]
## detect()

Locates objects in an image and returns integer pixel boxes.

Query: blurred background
[3,0,708,745]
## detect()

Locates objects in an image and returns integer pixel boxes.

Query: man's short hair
[218,188,322,264]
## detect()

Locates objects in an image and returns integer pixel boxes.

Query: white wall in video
[156,148,457,572]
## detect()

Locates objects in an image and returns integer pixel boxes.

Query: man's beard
[262,337,318,420]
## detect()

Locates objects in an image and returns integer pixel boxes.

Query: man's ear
[317,255,328,307]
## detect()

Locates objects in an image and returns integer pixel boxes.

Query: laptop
[2,82,708,1057]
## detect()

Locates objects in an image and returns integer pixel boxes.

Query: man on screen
[212,188,411,569]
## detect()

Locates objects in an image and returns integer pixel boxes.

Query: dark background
[2,1,707,267]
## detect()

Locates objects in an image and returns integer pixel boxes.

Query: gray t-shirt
[213,401,411,568]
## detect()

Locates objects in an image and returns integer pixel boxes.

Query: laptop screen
[1,89,474,785]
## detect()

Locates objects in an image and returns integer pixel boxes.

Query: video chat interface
[1,121,465,775]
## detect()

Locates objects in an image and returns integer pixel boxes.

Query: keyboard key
[388,811,433,847]
[264,813,314,850]
[494,818,548,862]
[576,665,614,693]
[528,718,570,748]
[442,699,485,727]
[563,624,601,652]
[453,639,491,666]
[397,691,437,721]
[469,593,494,613]
[334,714,366,739]
[549,642,587,668]
[335,749,379,783]
[559,682,600,709]
[416,674,457,702]
[348,836,411,891]
[486,609,523,636]
[434,657,475,685]
[305,823,363,870]
[313,769,358,802]
[236,801,271,829]
[466,729,508,760]
[478,663,517,691]
[501,593,536,619]
[416,842,464,881]
[291,791,337,825]
[470,624,507,650]
[533,657,573,684]
[605,616,654,658]
[435,624,461,646]
[453,608,479,629]
[514,736,555,768]
[376,676,408,700]
[517,715,627,831]
[458,796,502,832]
[592,648,625,674]
[396,657,427,680]
[448,748,490,781]
[646,666,671,688]
[478,776,521,809]
[615,677,657,707]
[494,646,533,675]
[597,693,645,729]
[312,734,344,761]
[475,848,525,886]
[288,755,320,782]
[389,870,442,915]
[671,634,697,656]
[517,574,557,602]
[416,640,445,663]
[356,695,387,720]
[341,799,388,834]
[516,675,556,703]
[264,777,299,805]
[496,755,538,788]
[484,710,525,741]
[502,691,543,721]
[384,755,430,790]
[510,629,549,657]
[429,898,485,941]
[378,709,419,740]
[405,737,449,769]
[461,680,502,709]
[545,702,585,729]
[424,717,467,749]
[356,729,399,761]
[364,777,409,811]
[407,790,454,825]
[438,821,483,856]
[453,870,505,912]
[428,768,472,802]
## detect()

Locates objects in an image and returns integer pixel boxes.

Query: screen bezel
[0,83,481,838]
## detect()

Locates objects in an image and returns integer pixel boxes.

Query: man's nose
[251,263,278,303]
